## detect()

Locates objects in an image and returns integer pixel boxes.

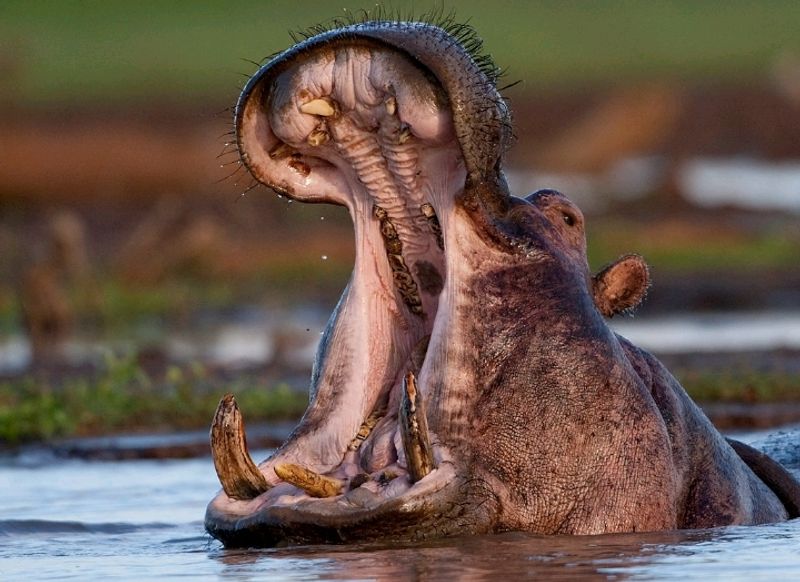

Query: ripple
[0,519,175,536]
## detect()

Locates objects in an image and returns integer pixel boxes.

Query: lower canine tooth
[210,393,270,500]
[399,371,435,482]
[274,463,344,498]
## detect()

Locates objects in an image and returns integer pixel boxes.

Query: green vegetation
[680,370,800,403]
[0,287,19,335]
[1,1,799,106]
[587,221,800,272]
[0,354,308,444]
[2,354,798,445]
[80,261,346,329]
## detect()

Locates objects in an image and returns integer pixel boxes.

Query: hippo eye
[562,212,576,227]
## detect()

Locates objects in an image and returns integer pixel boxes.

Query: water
[507,158,800,214]
[611,311,800,353]
[2,446,800,580]
[678,158,800,213]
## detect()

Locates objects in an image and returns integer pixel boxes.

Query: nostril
[525,188,562,203]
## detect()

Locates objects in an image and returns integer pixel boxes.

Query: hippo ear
[592,254,650,318]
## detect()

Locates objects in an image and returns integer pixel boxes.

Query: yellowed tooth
[307,128,329,147]
[274,463,344,498]
[385,96,397,116]
[299,97,335,117]
[348,410,383,451]
[399,371,435,482]
[210,393,270,500]
[398,125,413,144]
[268,142,294,159]
[421,203,444,250]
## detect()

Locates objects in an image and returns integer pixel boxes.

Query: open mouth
[205,22,508,546]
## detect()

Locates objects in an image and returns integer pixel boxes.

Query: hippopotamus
[205,19,800,547]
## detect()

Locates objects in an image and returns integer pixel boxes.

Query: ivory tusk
[210,393,270,500]
[399,371,435,482]
[274,463,344,498]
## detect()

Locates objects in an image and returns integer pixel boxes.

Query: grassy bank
[2,354,799,445]
[0,355,308,445]
[587,218,800,272]
[679,371,800,403]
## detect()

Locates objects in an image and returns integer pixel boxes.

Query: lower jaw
[206,363,463,541]
[205,449,465,547]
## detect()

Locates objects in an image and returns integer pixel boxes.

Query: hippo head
[205,20,660,547]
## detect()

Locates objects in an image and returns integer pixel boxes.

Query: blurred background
[1,0,799,452]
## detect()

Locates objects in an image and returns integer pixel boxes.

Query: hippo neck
[419,204,616,447]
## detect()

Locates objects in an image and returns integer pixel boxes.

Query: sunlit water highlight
[2,444,799,580]
[611,311,800,353]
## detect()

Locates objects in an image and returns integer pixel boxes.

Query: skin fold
[205,18,800,547]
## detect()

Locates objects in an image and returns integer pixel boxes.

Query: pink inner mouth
[213,39,470,513]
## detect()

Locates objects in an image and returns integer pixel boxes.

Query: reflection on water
[212,524,800,581]
[1,451,799,580]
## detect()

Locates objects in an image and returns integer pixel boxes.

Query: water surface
[2,445,799,580]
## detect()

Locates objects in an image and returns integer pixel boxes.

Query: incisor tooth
[210,393,270,500]
[299,98,335,116]
[399,371,435,482]
[274,463,344,498]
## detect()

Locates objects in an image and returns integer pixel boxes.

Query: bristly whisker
[216,164,247,184]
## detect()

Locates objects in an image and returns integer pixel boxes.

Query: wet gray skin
[205,20,800,547]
